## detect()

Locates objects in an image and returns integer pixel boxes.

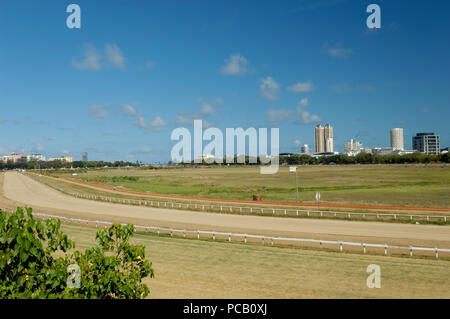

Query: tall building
[82,152,88,162]
[390,128,404,151]
[315,124,334,153]
[301,144,309,154]
[412,133,440,154]
[314,125,324,153]
[344,139,363,156]
[324,124,334,153]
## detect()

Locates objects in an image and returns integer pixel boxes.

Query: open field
[60,222,450,298]
[2,171,450,250]
[48,165,450,208]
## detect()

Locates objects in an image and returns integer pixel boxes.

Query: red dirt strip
[62,177,450,212]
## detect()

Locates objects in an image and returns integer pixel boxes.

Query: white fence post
[435,248,439,259]
[384,245,387,255]
[410,247,413,257]
[363,243,366,254]
[339,242,343,252]
[228,233,231,242]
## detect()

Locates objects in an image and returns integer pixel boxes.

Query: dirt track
[1,171,450,248]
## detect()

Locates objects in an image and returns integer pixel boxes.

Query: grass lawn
[51,164,450,207]
[61,223,450,298]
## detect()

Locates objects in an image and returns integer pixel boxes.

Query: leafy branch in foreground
[0,207,154,299]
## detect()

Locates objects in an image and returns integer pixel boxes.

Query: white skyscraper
[301,144,309,154]
[390,128,404,151]
[344,139,363,156]
[324,124,334,153]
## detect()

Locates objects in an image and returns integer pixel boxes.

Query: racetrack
[1,171,450,248]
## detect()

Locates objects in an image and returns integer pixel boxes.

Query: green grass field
[50,164,450,207]
[61,223,450,298]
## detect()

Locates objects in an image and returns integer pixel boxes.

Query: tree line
[0,160,141,170]
[185,152,450,165]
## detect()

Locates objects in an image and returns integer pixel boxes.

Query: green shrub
[0,207,154,299]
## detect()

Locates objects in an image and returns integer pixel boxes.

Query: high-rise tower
[390,128,404,151]
[315,125,324,153]
[324,124,334,153]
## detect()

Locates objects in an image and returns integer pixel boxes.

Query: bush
[0,207,154,299]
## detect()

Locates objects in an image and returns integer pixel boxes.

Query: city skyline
[1,0,449,162]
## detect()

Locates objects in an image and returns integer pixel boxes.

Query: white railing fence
[1,207,449,259]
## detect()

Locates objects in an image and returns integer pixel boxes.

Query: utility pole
[290,166,299,202]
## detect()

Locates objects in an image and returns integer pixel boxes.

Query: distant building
[390,128,404,151]
[82,152,88,162]
[372,147,394,156]
[412,133,440,154]
[48,156,74,163]
[0,153,45,163]
[195,154,215,163]
[301,144,309,154]
[315,124,334,153]
[314,125,324,153]
[344,139,363,156]
[324,124,334,153]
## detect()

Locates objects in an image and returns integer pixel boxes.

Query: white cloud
[293,140,302,147]
[266,109,292,124]
[331,83,375,94]
[121,104,166,131]
[88,104,110,119]
[31,143,46,153]
[121,104,138,116]
[72,44,126,71]
[150,116,168,130]
[300,98,309,107]
[220,54,248,75]
[266,99,320,125]
[71,44,101,71]
[287,81,315,93]
[328,47,354,58]
[105,44,126,70]
[145,60,155,69]
[175,98,223,126]
[136,146,153,154]
[62,150,70,155]
[260,76,280,101]
[296,99,320,124]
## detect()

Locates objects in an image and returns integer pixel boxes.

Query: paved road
[2,171,449,247]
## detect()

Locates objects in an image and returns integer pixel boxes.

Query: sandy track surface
[2,171,450,248]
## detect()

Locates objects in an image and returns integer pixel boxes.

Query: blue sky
[1,0,449,162]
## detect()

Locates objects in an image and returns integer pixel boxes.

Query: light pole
[290,166,299,202]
